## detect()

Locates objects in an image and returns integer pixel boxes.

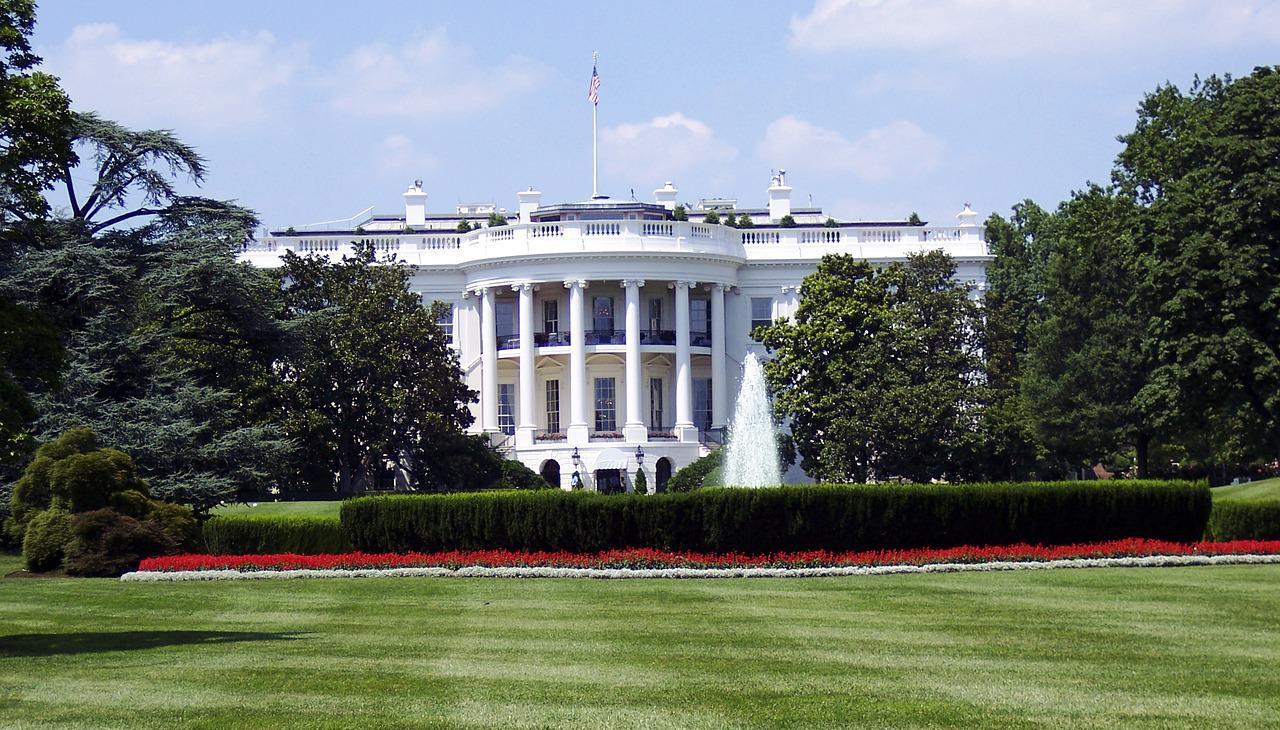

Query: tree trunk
[1135,433,1150,479]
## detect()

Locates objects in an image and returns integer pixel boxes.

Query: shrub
[703,210,720,224]
[49,448,147,513]
[340,481,1210,554]
[1205,500,1280,540]
[202,515,352,555]
[494,459,551,490]
[8,427,100,541]
[63,509,177,577]
[147,501,200,550]
[667,451,723,492]
[778,214,797,228]
[634,469,648,495]
[21,509,73,572]
[672,205,688,221]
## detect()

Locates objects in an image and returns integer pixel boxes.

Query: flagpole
[591,51,598,198]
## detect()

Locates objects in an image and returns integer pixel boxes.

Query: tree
[671,205,688,221]
[737,213,754,228]
[1116,67,1280,469]
[0,0,75,225]
[278,241,476,494]
[907,212,923,226]
[823,217,839,228]
[456,219,472,233]
[758,251,983,482]
[1021,186,1154,475]
[486,211,507,227]
[778,214,796,228]
[0,299,60,461]
[702,210,720,225]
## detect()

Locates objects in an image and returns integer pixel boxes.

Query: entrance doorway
[655,457,673,493]
[595,469,624,494]
[540,459,561,488]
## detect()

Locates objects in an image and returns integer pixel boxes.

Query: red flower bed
[138,539,1280,572]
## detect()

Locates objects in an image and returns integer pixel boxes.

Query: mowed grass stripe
[0,559,1277,729]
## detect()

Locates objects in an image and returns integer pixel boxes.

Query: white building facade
[240,175,990,492]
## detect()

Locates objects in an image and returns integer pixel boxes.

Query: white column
[565,279,589,443]
[515,282,536,446]
[479,287,498,433]
[622,279,647,442]
[711,283,728,430]
[673,280,695,440]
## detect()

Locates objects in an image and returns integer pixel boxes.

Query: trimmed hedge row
[340,481,1210,554]
[1205,501,1280,541]
[202,516,352,555]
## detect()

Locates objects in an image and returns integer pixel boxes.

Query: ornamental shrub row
[202,516,352,555]
[340,481,1210,554]
[1205,500,1280,540]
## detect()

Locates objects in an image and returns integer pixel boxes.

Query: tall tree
[0,0,74,226]
[1117,67,1280,468]
[758,251,984,483]
[278,242,475,494]
[1021,186,1155,475]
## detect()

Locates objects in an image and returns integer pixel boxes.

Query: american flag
[587,63,600,106]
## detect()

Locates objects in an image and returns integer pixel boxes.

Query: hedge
[1205,500,1280,541]
[340,481,1210,554]
[202,516,352,555]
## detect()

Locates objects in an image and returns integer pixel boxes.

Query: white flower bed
[120,553,1280,582]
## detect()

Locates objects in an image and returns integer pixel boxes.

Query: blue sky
[31,1,1280,229]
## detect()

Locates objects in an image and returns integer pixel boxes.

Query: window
[648,298,662,331]
[545,379,560,433]
[649,378,664,429]
[693,378,712,432]
[496,301,515,339]
[435,304,454,344]
[594,377,617,432]
[543,299,559,334]
[593,296,614,334]
[498,383,516,435]
[750,297,773,335]
[690,298,710,334]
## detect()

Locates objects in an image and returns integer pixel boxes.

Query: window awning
[592,448,629,471]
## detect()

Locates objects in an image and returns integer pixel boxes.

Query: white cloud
[328,29,548,117]
[378,134,438,175]
[789,0,1280,57]
[48,23,304,130]
[600,113,737,187]
[758,116,942,182]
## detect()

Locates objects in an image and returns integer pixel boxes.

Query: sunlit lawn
[209,500,343,519]
[1,553,1277,729]
[1213,477,1280,502]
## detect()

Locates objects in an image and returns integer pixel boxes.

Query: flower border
[125,539,1280,580]
[123,553,1280,581]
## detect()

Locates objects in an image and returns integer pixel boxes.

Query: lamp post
[571,447,581,468]
[634,445,644,465]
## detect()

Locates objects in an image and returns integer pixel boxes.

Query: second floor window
[543,299,559,333]
[593,296,614,333]
[496,301,515,339]
[435,304,454,344]
[750,297,774,335]
[648,298,662,331]
[691,298,710,334]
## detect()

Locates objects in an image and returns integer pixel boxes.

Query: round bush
[146,501,200,550]
[21,509,73,572]
[63,508,176,577]
[49,448,147,513]
[667,451,723,493]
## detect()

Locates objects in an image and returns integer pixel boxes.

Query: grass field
[1,553,1277,729]
[210,500,343,518]
[1213,476,1280,502]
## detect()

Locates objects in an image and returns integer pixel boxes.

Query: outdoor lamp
[635,445,644,465]
[571,447,580,466]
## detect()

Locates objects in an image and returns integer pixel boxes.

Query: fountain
[722,353,782,487]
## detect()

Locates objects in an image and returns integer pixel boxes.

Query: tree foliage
[758,251,983,483]
[1117,67,1280,466]
[278,242,476,494]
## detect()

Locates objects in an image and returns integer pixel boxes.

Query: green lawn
[1,553,1277,729]
[1213,476,1280,502]
[210,500,343,519]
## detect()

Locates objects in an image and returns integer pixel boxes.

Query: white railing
[585,222,621,236]
[241,220,987,268]
[800,230,842,244]
[740,230,781,245]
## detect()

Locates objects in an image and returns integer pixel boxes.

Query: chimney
[403,180,427,227]
[767,170,792,221]
[517,187,542,222]
[956,202,979,228]
[653,181,679,211]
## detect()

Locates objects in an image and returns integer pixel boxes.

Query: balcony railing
[498,329,714,350]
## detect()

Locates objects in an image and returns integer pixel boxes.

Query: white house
[239,174,991,492]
